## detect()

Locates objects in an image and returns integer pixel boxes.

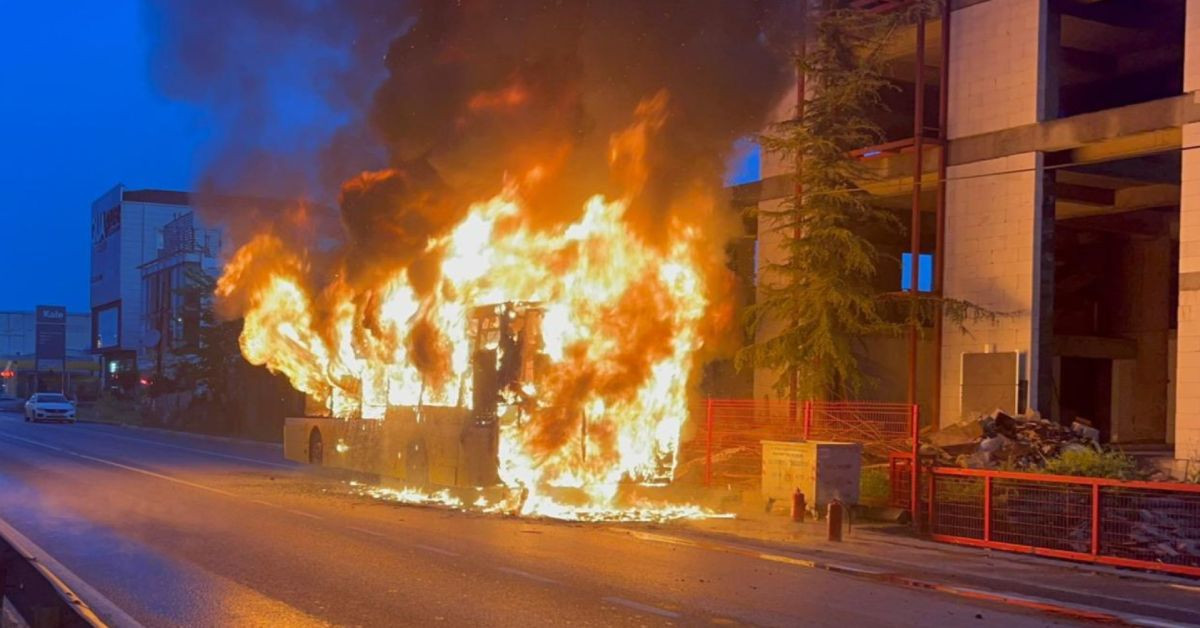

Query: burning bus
[221,186,713,518]
[209,3,801,519]
[284,301,544,490]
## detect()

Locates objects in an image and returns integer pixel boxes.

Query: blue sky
[0,2,763,315]
[0,1,210,313]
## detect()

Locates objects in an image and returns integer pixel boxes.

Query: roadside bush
[859,466,891,506]
[1041,448,1138,480]
[78,393,144,426]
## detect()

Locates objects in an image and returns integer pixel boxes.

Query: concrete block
[761,440,861,510]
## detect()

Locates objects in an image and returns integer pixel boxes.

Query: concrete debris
[924,409,1102,470]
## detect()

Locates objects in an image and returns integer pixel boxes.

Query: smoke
[142,0,412,209]
[154,1,800,424]
[147,0,799,240]
[370,0,800,238]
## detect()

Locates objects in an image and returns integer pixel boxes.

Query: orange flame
[219,93,720,518]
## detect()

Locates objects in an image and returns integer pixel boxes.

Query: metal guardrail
[928,467,1200,578]
[0,525,106,627]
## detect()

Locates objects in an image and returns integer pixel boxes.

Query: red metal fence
[807,401,915,457]
[889,452,915,509]
[928,467,1200,578]
[674,399,800,488]
[676,399,918,510]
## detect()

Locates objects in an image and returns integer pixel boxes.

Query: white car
[24,393,77,423]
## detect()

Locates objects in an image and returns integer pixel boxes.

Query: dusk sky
[0,1,760,316]
[0,1,210,313]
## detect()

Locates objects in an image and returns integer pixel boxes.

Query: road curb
[677,519,1199,587]
[632,526,1200,626]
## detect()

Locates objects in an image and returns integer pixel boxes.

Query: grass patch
[860,465,891,507]
[1041,448,1138,480]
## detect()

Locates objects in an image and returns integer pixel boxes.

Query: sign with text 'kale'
[35,305,66,361]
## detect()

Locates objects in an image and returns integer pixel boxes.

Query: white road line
[0,434,349,538]
[251,499,280,508]
[602,596,681,619]
[76,431,294,469]
[496,566,559,584]
[622,529,698,547]
[346,526,388,538]
[826,564,887,576]
[414,543,460,557]
[758,553,817,568]
[1129,619,1191,628]
[0,433,239,497]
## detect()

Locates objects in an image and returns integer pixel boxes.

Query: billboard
[35,305,67,361]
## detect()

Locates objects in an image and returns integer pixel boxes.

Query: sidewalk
[661,507,1200,625]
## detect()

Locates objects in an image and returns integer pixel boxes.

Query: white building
[90,185,203,390]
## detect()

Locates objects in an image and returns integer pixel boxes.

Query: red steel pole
[911,404,921,531]
[983,475,993,542]
[705,398,714,487]
[927,466,937,533]
[803,400,813,440]
[1090,483,1100,556]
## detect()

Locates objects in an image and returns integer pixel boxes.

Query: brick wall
[948,0,1043,139]
[940,152,1043,425]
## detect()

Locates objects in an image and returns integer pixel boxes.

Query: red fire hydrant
[791,488,806,522]
[827,499,844,542]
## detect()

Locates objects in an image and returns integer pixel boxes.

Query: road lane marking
[757,553,816,568]
[73,431,294,469]
[624,529,699,547]
[346,526,388,538]
[602,596,681,619]
[414,543,460,557]
[0,433,239,497]
[0,432,372,536]
[496,566,559,584]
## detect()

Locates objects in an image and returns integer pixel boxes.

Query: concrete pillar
[940,153,1046,425]
[1173,0,1200,461]
[939,0,1046,426]
[1176,122,1200,460]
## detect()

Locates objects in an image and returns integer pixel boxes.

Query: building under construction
[732,0,1200,469]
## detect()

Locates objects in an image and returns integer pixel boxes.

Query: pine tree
[737,1,945,401]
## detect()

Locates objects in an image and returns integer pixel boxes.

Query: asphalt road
[0,412,1071,627]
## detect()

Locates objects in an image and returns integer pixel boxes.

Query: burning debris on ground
[923,409,1108,471]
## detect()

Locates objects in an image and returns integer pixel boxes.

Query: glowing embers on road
[349,481,730,523]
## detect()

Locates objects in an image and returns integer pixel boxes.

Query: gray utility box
[762,441,862,511]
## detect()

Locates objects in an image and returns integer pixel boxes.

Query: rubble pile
[922,409,1102,470]
[1119,502,1200,562]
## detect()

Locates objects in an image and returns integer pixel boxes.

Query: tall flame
[217,93,719,518]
